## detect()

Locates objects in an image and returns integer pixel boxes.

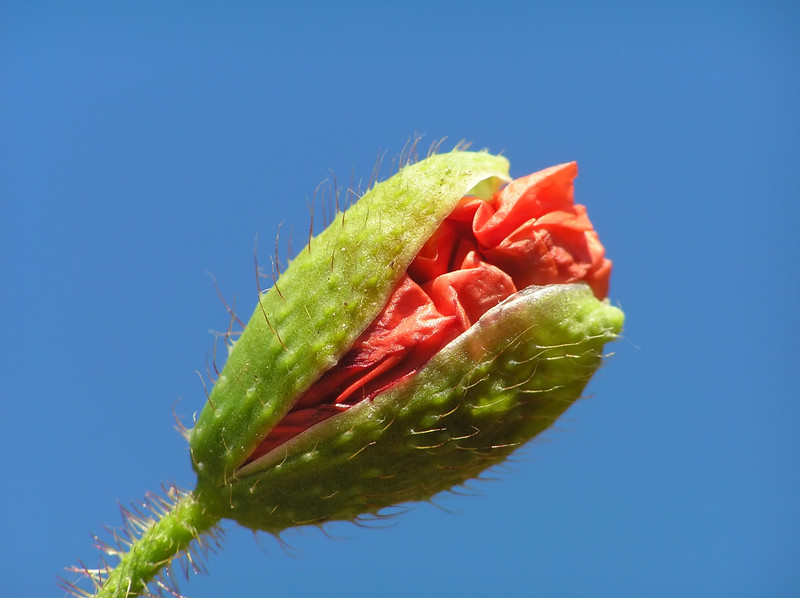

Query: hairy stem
[95,490,220,598]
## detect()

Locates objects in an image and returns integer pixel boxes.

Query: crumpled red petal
[248,162,611,460]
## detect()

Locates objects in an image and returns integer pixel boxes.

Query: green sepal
[190,151,511,489]
[196,283,623,532]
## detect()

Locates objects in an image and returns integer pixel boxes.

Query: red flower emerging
[249,162,611,460]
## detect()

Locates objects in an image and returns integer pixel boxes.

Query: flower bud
[190,151,623,532]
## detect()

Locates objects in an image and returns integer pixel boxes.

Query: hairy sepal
[190,151,511,491]
[203,283,623,532]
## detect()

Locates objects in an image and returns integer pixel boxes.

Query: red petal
[473,162,578,247]
[425,253,517,329]
[247,162,613,460]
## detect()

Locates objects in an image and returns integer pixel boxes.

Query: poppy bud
[70,150,624,598]
[189,151,623,531]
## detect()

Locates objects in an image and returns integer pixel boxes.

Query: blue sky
[3,2,798,597]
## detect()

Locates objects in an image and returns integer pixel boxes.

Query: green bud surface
[190,152,511,490]
[203,283,622,532]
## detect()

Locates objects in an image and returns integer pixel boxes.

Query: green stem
[96,490,220,598]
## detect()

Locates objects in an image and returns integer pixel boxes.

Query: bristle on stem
[62,486,222,598]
